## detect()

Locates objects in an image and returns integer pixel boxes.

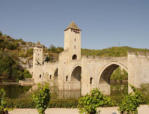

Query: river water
[0,84,127,99]
[0,84,81,99]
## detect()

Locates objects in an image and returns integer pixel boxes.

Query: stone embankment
[9,105,149,114]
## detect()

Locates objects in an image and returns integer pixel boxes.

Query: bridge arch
[98,62,128,95]
[70,66,81,90]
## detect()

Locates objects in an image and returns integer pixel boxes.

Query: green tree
[32,84,50,114]
[26,48,33,57]
[49,45,56,52]
[45,56,50,62]
[78,89,114,114]
[23,70,32,78]
[111,67,128,82]
[0,51,28,81]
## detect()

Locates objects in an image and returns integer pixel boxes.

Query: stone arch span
[70,66,81,90]
[98,62,128,95]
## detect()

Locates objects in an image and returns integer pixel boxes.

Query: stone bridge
[58,52,149,96]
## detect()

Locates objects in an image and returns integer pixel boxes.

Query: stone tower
[33,42,43,83]
[64,21,81,61]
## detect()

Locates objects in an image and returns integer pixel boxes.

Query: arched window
[90,77,93,84]
[39,75,41,78]
[72,54,77,60]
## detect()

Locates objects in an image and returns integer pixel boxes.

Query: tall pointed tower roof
[64,21,81,31]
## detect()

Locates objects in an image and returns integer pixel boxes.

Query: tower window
[66,76,68,81]
[90,77,93,84]
[72,54,77,60]
[39,75,41,78]
[50,75,52,79]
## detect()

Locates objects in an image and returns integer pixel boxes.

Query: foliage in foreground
[119,85,143,114]
[32,84,50,114]
[0,89,8,113]
[78,89,114,114]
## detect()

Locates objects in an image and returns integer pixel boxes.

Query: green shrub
[23,70,32,78]
[119,85,143,114]
[0,89,8,113]
[32,84,50,114]
[78,89,114,114]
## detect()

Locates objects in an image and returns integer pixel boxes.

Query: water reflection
[53,90,81,99]
[0,84,81,99]
[0,85,31,98]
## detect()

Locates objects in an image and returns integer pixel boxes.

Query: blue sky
[0,0,149,49]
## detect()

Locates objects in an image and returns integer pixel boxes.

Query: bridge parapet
[82,55,127,62]
[128,51,149,57]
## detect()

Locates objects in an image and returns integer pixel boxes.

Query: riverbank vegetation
[0,51,31,81]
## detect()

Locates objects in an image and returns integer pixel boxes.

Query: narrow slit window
[66,76,68,81]
[90,77,93,84]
